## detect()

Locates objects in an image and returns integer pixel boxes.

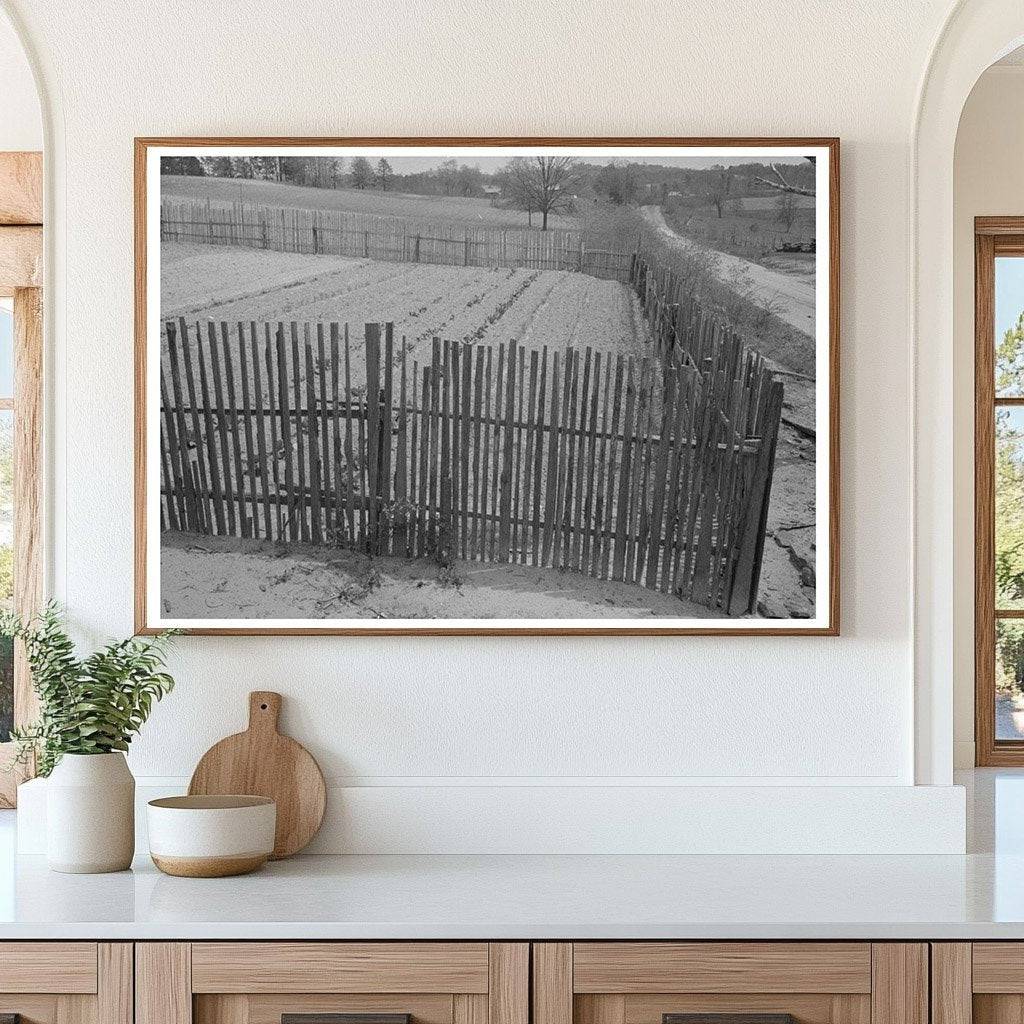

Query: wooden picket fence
[160,198,633,282]
[159,317,782,616]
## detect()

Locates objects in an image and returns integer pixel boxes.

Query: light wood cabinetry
[136,943,528,1024]
[929,943,1024,1024]
[0,938,939,1024]
[534,944,927,1024]
[0,942,132,1024]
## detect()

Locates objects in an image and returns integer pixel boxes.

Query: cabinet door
[0,942,132,1024]
[137,943,528,1024]
[935,943,1024,1024]
[534,943,927,1024]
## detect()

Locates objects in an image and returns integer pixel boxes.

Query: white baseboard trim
[16,778,967,856]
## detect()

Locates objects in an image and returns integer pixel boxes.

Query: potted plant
[2,603,177,873]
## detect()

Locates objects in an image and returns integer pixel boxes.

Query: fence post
[727,380,784,615]
[464,236,470,267]
[414,234,420,262]
[364,230,370,258]
[364,323,382,553]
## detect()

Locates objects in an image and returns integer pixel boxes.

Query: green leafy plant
[0,603,178,776]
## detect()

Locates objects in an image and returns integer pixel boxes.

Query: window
[0,288,41,805]
[0,299,11,744]
[976,221,1024,764]
[0,152,42,805]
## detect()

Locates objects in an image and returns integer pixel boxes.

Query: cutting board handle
[248,691,282,734]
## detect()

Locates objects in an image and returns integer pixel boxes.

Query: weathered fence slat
[303,327,323,545]
[250,322,274,541]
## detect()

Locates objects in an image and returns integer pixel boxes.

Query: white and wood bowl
[147,795,276,877]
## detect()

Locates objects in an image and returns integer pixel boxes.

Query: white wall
[0,7,40,151]
[0,0,973,851]
[952,65,1024,767]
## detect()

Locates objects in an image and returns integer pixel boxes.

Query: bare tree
[755,158,816,197]
[706,168,733,219]
[377,158,393,192]
[500,156,581,230]
[775,192,797,231]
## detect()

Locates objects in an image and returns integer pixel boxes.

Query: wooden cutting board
[188,691,326,859]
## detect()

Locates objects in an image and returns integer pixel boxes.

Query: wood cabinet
[532,943,928,1024]
[931,943,1024,1024]
[136,943,528,1024]
[0,942,132,1024]
[0,939,938,1024]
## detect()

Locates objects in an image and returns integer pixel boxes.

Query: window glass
[997,619,1024,740]
[996,256,1024,397]
[997,406,1024,610]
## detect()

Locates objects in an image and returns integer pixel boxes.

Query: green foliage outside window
[995,313,1024,694]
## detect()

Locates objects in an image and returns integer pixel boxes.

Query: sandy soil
[162,175,580,232]
[162,243,649,368]
[639,206,815,338]
[160,531,720,621]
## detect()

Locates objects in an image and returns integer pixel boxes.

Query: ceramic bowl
[147,795,276,877]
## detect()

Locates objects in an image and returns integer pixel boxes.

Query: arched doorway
[914,0,1024,784]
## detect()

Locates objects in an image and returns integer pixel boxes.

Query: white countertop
[1,769,1021,941]
[1,848,1023,940]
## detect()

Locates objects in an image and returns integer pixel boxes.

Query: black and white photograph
[137,140,837,634]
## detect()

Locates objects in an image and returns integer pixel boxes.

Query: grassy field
[663,194,815,261]
[162,243,648,364]
[161,175,580,232]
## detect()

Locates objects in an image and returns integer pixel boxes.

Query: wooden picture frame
[135,137,840,636]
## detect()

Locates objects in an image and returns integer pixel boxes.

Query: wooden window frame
[0,151,43,806]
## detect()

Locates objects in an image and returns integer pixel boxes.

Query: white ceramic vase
[46,752,135,873]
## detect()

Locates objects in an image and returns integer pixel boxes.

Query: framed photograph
[135,137,839,635]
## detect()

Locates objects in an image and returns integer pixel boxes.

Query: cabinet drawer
[572,943,872,994]
[191,943,490,993]
[533,944,925,1024]
[0,942,98,993]
[0,943,130,1024]
[139,942,528,1024]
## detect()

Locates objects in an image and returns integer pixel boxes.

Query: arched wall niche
[914,0,1024,784]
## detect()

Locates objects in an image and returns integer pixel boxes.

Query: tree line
[161,154,815,231]
[161,155,488,196]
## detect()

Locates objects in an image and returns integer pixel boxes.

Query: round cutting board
[188,691,326,859]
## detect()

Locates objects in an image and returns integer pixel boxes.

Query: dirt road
[639,206,815,337]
